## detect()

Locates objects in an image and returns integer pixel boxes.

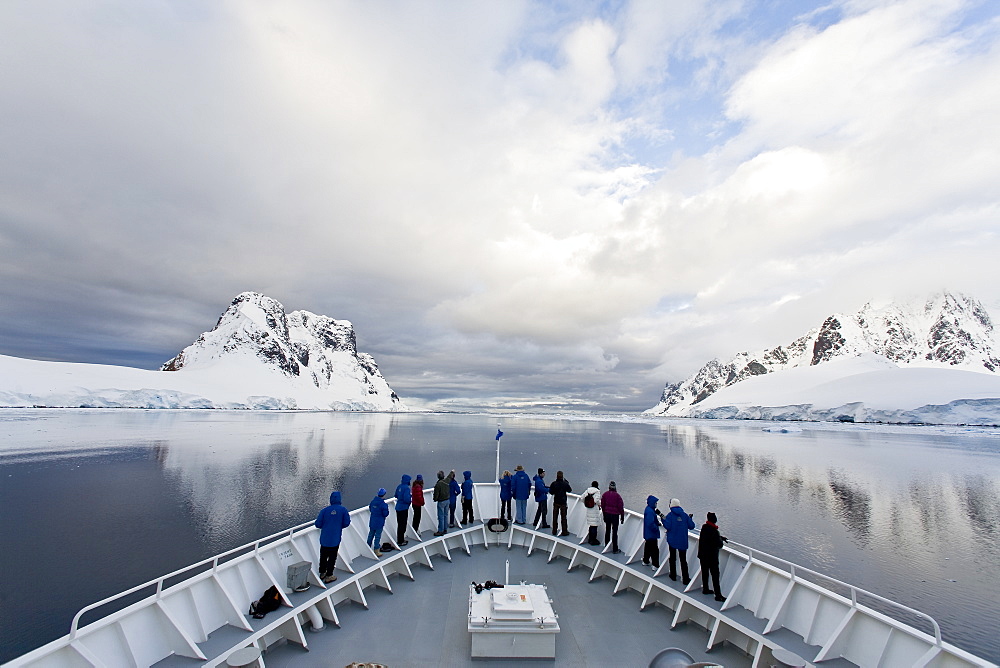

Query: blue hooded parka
[368,493,389,529]
[461,471,474,499]
[315,491,351,547]
[499,472,513,501]
[512,469,532,500]
[449,474,461,507]
[643,495,667,540]
[533,473,548,501]
[665,504,696,549]
[395,475,412,511]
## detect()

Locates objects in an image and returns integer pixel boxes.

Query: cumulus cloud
[1,0,998,411]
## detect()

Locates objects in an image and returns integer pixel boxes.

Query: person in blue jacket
[315,490,351,583]
[665,498,697,584]
[532,468,550,529]
[499,470,513,521]
[512,465,532,525]
[394,475,412,547]
[461,470,475,524]
[448,470,461,527]
[367,488,389,558]
[642,495,668,571]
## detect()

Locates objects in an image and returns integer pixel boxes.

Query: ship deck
[12,485,989,668]
[248,533,749,667]
[154,522,841,668]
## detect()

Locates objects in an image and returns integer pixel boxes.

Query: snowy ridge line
[648,292,1000,420]
[688,397,1000,426]
[4,484,993,667]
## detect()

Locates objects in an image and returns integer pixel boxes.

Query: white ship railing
[5,483,994,668]
[68,521,316,639]
[727,541,942,647]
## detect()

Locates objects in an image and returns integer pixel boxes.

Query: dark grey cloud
[2,1,998,411]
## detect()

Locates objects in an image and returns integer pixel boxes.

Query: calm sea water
[1,409,998,663]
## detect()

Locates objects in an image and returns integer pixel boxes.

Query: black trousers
[319,545,340,576]
[461,497,474,523]
[643,539,660,567]
[668,547,690,581]
[412,505,422,530]
[449,502,457,526]
[603,513,619,549]
[700,558,721,593]
[533,499,549,527]
[500,498,511,520]
[553,503,568,533]
[396,509,408,543]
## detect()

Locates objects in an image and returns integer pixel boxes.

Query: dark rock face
[811,317,845,365]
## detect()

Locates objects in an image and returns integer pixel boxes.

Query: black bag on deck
[249,585,282,619]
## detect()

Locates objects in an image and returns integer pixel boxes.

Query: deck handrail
[67,483,941,648]
[69,518,316,637]
[721,538,943,646]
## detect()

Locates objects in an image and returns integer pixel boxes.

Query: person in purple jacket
[315,490,351,583]
[601,481,625,553]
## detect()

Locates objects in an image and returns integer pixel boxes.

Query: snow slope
[645,293,1000,425]
[686,354,1000,425]
[0,293,405,411]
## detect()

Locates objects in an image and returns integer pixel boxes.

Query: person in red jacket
[411,474,425,532]
[600,481,625,553]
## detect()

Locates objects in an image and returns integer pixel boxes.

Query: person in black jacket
[548,471,572,536]
[698,511,728,602]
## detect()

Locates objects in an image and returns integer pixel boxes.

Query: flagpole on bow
[494,424,503,481]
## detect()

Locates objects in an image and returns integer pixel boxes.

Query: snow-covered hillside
[0,292,405,411]
[646,293,1000,425]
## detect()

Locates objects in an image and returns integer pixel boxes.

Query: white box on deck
[468,584,559,658]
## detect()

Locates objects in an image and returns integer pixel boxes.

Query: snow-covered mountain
[0,292,405,411]
[645,292,1000,425]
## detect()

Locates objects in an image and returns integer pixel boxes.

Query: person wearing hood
[411,474,425,532]
[548,471,572,536]
[698,511,728,602]
[433,471,449,535]
[461,470,475,524]
[601,481,625,553]
[664,498,697,584]
[367,488,390,557]
[532,468,550,529]
[315,490,351,583]
[448,470,461,527]
[499,470,513,521]
[642,495,668,570]
[394,475,412,546]
[512,465,531,525]
[583,481,602,545]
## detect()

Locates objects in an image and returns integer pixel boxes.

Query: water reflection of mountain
[151,413,396,553]
[659,424,1000,553]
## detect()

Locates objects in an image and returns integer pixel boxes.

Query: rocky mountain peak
[161,293,401,407]
[647,291,998,416]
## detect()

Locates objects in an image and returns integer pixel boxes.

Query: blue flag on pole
[496,429,503,441]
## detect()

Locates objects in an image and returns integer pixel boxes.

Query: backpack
[249,585,282,619]
[584,493,595,508]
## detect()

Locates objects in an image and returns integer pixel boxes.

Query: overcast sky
[1,0,998,412]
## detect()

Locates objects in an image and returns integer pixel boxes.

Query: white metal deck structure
[4,484,995,668]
